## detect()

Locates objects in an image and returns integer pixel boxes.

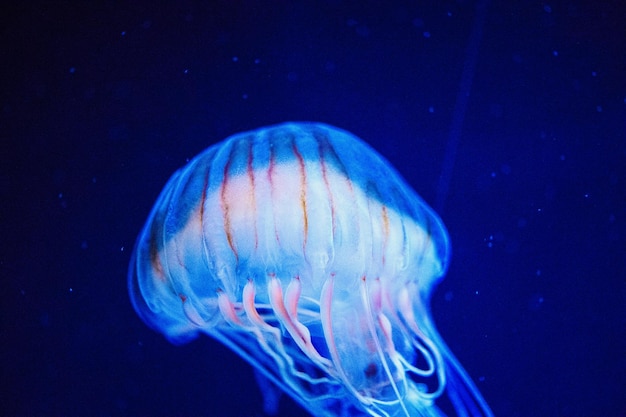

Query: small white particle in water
[69,288,73,292]
[121,31,126,36]
[120,246,125,252]
[232,56,238,62]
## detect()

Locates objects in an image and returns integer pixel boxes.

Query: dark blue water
[2,1,624,416]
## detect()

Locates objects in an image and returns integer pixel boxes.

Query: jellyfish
[128,122,494,417]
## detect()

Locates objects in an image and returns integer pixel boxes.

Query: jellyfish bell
[129,122,493,417]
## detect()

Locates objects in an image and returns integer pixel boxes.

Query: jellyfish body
[129,122,493,417]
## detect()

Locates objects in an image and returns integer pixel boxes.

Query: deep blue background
[2,1,625,416]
